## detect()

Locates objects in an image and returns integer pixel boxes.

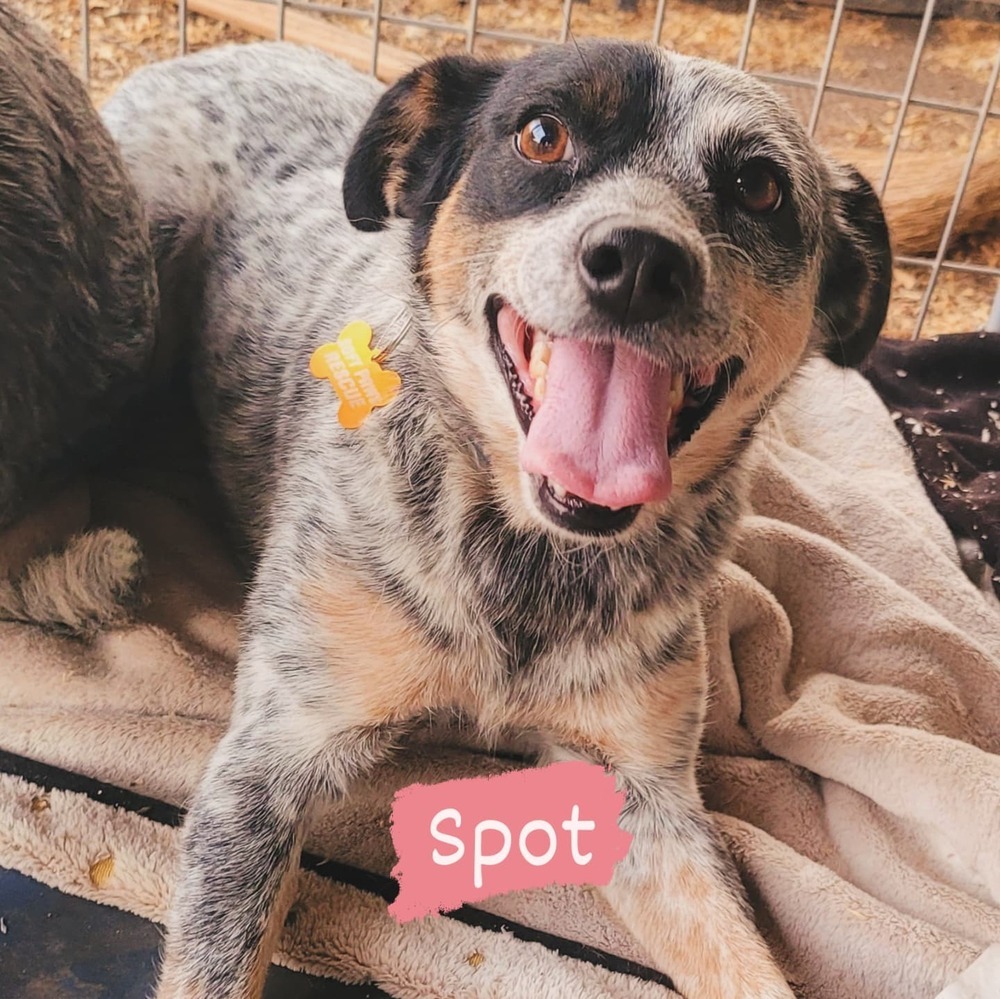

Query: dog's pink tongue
[521,338,674,509]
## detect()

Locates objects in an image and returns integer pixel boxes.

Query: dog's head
[344,42,891,540]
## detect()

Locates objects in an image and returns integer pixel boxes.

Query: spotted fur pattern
[103,41,891,999]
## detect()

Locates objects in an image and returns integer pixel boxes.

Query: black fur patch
[459,45,662,223]
[342,56,506,233]
[818,169,893,368]
[343,43,663,244]
[703,128,806,286]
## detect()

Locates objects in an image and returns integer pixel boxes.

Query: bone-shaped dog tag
[309,321,402,429]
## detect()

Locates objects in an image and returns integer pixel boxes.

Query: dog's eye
[733,160,783,214]
[515,115,574,164]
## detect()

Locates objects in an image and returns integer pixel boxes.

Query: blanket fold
[2,358,999,999]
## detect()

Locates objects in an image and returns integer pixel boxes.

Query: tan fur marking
[672,285,814,494]
[245,858,302,999]
[379,68,441,215]
[301,571,451,727]
[506,648,707,773]
[738,282,816,384]
[155,851,300,999]
[422,174,479,312]
[402,69,438,130]
[381,143,410,215]
[422,178,531,521]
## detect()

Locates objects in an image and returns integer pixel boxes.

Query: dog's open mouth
[488,297,742,536]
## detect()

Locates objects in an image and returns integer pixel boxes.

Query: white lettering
[474,820,511,888]
[561,805,596,865]
[430,808,465,866]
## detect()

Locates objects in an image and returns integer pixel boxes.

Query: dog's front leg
[155,723,315,998]
[545,655,794,999]
[601,779,793,999]
[155,635,397,998]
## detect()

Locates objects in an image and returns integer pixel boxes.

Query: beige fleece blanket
[1,357,999,999]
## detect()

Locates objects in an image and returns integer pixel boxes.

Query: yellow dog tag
[309,321,402,429]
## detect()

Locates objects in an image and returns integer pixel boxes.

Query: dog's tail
[0,528,145,639]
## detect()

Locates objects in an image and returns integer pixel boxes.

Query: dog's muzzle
[488,294,743,538]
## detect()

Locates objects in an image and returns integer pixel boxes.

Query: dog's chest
[302,527,688,729]
[391,595,685,729]
[394,515,695,710]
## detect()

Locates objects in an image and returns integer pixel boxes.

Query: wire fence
[77,0,1000,339]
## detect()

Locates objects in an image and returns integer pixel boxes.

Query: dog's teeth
[550,481,568,500]
[668,371,685,409]
[529,356,548,380]
[534,374,547,402]
[528,338,551,381]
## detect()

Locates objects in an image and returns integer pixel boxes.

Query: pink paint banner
[388,761,632,921]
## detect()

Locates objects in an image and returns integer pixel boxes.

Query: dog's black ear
[344,56,506,233]
[815,165,892,367]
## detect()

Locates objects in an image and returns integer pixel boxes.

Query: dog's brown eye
[516,115,573,164]
[733,161,783,214]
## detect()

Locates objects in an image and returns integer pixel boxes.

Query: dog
[0,2,154,634]
[102,38,891,998]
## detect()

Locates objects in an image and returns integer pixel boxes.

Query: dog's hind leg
[543,650,794,999]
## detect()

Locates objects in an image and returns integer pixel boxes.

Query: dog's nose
[579,227,698,326]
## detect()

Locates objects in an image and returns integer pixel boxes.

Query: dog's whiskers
[704,234,755,270]
[414,252,498,281]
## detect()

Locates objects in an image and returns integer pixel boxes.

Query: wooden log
[791,0,999,21]
[846,149,1000,256]
[184,0,421,81]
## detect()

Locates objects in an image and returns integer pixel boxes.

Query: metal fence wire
[76,0,1000,340]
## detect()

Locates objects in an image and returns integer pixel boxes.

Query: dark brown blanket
[862,331,1000,597]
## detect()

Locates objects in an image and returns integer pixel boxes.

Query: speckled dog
[104,40,890,999]
[0,2,155,633]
